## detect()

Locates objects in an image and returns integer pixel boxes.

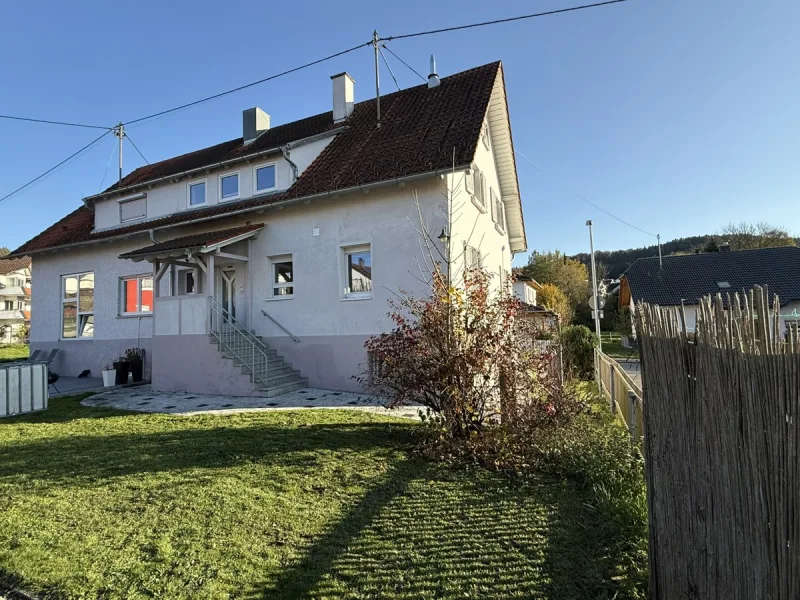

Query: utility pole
[372,30,381,128]
[586,219,602,350]
[113,122,125,183]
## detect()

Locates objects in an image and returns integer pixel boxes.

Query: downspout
[149,229,159,244]
[281,145,299,183]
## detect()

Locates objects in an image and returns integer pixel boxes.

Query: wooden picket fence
[594,349,643,443]
[636,286,799,600]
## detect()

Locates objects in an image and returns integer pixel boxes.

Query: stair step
[241,364,294,378]
[256,378,309,397]
[250,371,304,387]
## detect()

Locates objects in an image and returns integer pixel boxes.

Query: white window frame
[219,171,240,202]
[187,179,207,208]
[118,193,147,223]
[61,271,94,340]
[254,162,278,194]
[465,244,483,270]
[471,167,486,213]
[268,254,294,300]
[119,274,154,316]
[341,243,372,300]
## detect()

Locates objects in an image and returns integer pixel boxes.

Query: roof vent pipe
[428,55,440,88]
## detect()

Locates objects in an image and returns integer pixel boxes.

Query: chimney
[243,107,270,145]
[331,72,355,123]
[720,242,731,252]
[428,55,440,88]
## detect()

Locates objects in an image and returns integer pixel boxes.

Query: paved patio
[80,384,422,419]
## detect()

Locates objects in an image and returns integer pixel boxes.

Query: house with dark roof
[10,61,527,394]
[619,246,800,333]
[0,256,32,343]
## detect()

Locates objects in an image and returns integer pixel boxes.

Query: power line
[515,150,657,238]
[125,133,149,165]
[381,44,426,82]
[124,41,372,126]
[0,114,112,130]
[98,137,118,192]
[382,0,628,41]
[378,47,401,91]
[0,130,111,205]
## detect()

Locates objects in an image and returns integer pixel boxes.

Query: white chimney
[331,72,355,123]
[428,55,440,89]
[243,107,270,145]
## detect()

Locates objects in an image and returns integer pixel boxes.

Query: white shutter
[465,169,474,194]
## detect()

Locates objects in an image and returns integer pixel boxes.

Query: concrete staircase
[210,325,307,397]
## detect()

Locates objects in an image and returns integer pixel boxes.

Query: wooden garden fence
[636,286,798,599]
[594,349,643,443]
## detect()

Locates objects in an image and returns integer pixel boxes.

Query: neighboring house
[10,61,527,395]
[619,246,800,334]
[512,274,559,332]
[0,256,32,343]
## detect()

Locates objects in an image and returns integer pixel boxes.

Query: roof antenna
[113,122,125,182]
[372,30,381,128]
[658,233,663,268]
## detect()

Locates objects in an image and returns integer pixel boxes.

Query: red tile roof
[0,256,31,274]
[118,223,264,260]
[12,62,500,257]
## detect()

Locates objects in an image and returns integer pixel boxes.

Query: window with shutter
[119,197,146,222]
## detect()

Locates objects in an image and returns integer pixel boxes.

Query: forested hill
[571,235,714,278]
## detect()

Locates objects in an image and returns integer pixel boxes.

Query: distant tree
[522,251,590,322]
[703,238,719,253]
[718,222,794,250]
[537,283,572,325]
[0,247,9,257]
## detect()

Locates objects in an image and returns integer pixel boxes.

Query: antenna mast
[113,122,125,182]
[372,30,381,128]
[657,233,663,268]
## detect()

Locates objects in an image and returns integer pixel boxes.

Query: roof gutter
[21,165,468,257]
[84,127,347,203]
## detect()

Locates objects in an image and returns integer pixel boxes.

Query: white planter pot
[102,370,116,387]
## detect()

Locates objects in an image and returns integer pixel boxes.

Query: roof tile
[623,246,800,306]
[11,62,500,257]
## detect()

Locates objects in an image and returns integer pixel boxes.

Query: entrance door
[220,269,236,321]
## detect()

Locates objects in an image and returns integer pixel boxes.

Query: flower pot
[102,369,116,387]
[129,359,144,383]
[113,360,130,385]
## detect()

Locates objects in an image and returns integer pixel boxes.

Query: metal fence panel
[1,363,48,418]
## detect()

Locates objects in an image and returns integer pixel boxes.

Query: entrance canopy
[118,223,263,263]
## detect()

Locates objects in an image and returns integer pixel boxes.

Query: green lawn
[600,333,638,359]
[0,395,645,599]
[0,344,28,363]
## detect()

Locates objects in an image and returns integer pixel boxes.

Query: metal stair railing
[209,296,270,390]
[260,309,300,343]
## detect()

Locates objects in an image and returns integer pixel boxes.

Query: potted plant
[125,347,144,383]
[102,364,116,387]
[113,356,130,385]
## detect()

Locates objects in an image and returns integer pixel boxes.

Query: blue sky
[1,0,798,264]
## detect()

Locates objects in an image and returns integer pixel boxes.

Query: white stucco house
[10,61,527,395]
[0,256,31,343]
[619,246,800,335]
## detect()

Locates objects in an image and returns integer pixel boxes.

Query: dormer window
[188,181,206,207]
[255,164,277,193]
[220,173,239,201]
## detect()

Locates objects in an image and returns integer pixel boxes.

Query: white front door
[220,269,236,321]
